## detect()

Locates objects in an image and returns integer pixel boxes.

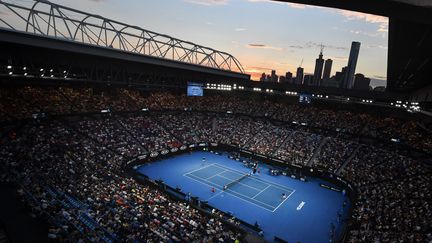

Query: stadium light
[7,65,12,69]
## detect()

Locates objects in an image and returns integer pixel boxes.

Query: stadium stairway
[116,118,148,153]
[306,137,329,167]
[335,144,363,175]
[271,130,297,157]
[242,123,266,148]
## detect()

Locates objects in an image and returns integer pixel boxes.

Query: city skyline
[5,0,388,87]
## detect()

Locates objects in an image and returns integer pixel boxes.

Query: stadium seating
[0,86,431,242]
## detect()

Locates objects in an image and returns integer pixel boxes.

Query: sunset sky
[2,0,389,86]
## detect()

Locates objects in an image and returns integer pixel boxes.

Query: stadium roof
[276,0,432,94]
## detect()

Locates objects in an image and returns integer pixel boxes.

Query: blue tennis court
[136,151,351,242]
[184,163,294,211]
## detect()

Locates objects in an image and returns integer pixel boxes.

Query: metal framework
[0,0,245,73]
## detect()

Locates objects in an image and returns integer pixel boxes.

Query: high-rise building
[285,72,293,83]
[296,67,304,85]
[353,73,371,90]
[336,66,347,88]
[271,70,278,82]
[343,41,361,89]
[313,50,324,86]
[323,59,333,81]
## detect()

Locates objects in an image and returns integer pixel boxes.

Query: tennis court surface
[184,163,294,211]
[136,151,351,242]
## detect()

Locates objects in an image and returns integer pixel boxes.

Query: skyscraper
[296,67,304,85]
[312,49,324,86]
[343,41,361,89]
[271,70,278,82]
[336,66,347,88]
[323,59,333,81]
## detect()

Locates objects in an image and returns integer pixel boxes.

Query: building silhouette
[279,76,285,83]
[296,67,304,85]
[271,70,278,82]
[304,74,314,86]
[285,72,293,83]
[343,41,361,89]
[260,72,266,82]
[335,66,347,88]
[323,59,333,81]
[353,73,371,90]
[312,49,324,86]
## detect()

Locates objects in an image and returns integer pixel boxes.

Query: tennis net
[223,173,250,190]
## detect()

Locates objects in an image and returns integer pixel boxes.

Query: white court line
[205,169,228,180]
[206,190,224,201]
[185,173,276,212]
[182,163,217,176]
[185,173,277,211]
[252,184,271,199]
[212,163,296,212]
[213,163,295,192]
[272,188,296,212]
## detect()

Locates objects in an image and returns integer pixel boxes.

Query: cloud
[289,45,304,49]
[184,0,228,6]
[367,44,388,50]
[337,10,388,33]
[247,43,283,51]
[349,29,383,38]
[246,66,273,71]
[284,3,307,9]
[304,41,348,50]
[337,10,388,24]
[248,0,317,9]
[234,27,247,31]
[377,23,388,32]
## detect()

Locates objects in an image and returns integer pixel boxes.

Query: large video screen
[299,93,312,104]
[187,83,203,97]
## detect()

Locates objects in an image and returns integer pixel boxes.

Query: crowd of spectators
[313,138,359,173]
[0,119,242,242]
[344,146,431,242]
[273,131,323,166]
[1,85,431,242]
[2,86,430,152]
